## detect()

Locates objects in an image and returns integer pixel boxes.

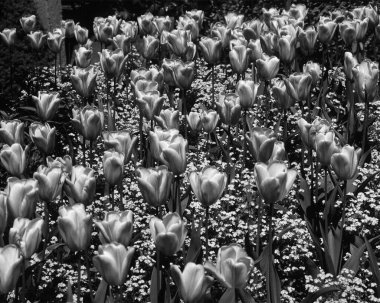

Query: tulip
[0,120,24,146]
[284,72,312,102]
[106,15,122,36]
[29,122,56,155]
[137,12,157,36]
[229,45,251,76]
[199,37,222,65]
[46,155,72,174]
[121,20,138,40]
[166,29,192,58]
[352,59,379,102]
[20,15,36,34]
[130,67,164,88]
[339,20,357,46]
[318,17,337,44]
[99,49,128,81]
[154,16,173,35]
[315,131,340,167]
[225,12,244,29]
[189,166,227,207]
[62,19,75,38]
[96,22,114,45]
[205,244,253,288]
[201,110,219,134]
[186,9,204,28]
[72,106,104,141]
[297,117,330,149]
[330,10,345,23]
[262,8,280,27]
[211,23,232,49]
[355,18,369,42]
[63,165,96,205]
[27,31,46,50]
[303,61,322,86]
[95,210,133,246]
[247,39,263,63]
[0,144,29,178]
[171,263,213,303]
[187,112,202,133]
[161,135,187,176]
[155,108,180,130]
[93,243,134,286]
[331,145,361,180]
[131,79,159,100]
[236,80,259,109]
[103,131,137,164]
[135,35,159,60]
[58,203,92,251]
[259,32,279,56]
[136,91,164,121]
[272,79,293,110]
[74,24,88,45]
[171,60,195,91]
[278,34,296,64]
[103,150,124,186]
[344,52,358,81]
[71,66,97,99]
[298,26,317,56]
[242,19,263,41]
[9,217,44,258]
[256,55,280,81]
[363,5,379,28]
[216,93,241,125]
[74,47,92,68]
[0,192,7,237]
[5,177,38,219]
[269,141,287,163]
[0,245,23,294]
[246,127,277,162]
[112,34,132,56]
[136,166,173,208]
[149,128,179,161]
[286,4,308,21]
[177,16,199,41]
[33,164,65,202]
[47,32,65,54]
[150,212,187,256]
[0,28,16,47]
[254,161,297,203]
[162,59,180,87]
[32,92,60,122]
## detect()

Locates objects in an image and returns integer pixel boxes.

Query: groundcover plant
[0,1,380,302]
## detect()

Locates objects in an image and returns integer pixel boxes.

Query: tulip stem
[36,201,50,288]
[205,206,210,260]
[338,180,348,273]
[183,90,188,139]
[77,255,82,303]
[89,140,93,168]
[242,110,248,169]
[308,147,314,208]
[212,65,215,105]
[252,62,255,82]
[264,81,269,127]
[21,259,26,303]
[282,109,287,144]
[54,53,58,88]
[255,195,263,258]
[118,181,124,211]
[324,168,328,235]
[82,137,86,166]
[156,251,161,300]
[361,91,369,153]
[226,125,231,185]
[176,176,182,217]
[267,202,274,302]
[139,112,143,161]
[84,251,93,302]
[9,47,13,99]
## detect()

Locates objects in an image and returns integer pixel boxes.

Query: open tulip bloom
[33,164,66,202]
[0,120,24,146]
[0,244,23,294]
[0,143,29,178]
[29,122,56,155]
[32,92,60,122]
[63,165,96,205]
[103,131,137,164]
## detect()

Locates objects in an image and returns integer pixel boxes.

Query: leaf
[66,279,73,303]
[245,232,254,260]
[150,266,161,303]
[365,236,380,296]
[354,171,380,195]
[35,243,66,263]
[327,225,342,276]
[299,176,311,215]
[301,286,340,303]
[219,288,235,303]
[322,187,337,228]
[259,246,281,303]
[18,106,36,112]
[94,279,108,303]
[185,220,201,264]
[237,288,256,303]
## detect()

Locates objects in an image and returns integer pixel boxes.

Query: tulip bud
[242,19,263,41]
[136,166,173,207]
[200,109,219,134]
[72,106,104,141]
[284,72,312,102]
[29,122,56,155]
[0,144,29,178]
[161,134,187,176]
[5,177,38,219]
[112,34,132,56]
[0,28,16,48]
[46,155,72,174]
[106,15,122,36]
[74,24,88,45]
[166,29,192,58]
[96,22,114,45]
[303,61,322,86]
[204,244,253,289]
[297,117,330,149]
[331,145,361,180]
[99,49,128,81]
[95,210,133,247]
[229,45,251,75]
[216,93,241,125]
[318,17,337,44]
[137,12,157,36]
[20,15,36,34]
[130,67,164,89]
[199,37,222,65]
[62,19,75,38]
[177,16,199,41]
[315,131,340,167]
[33,164,65,202]
[236,80,259,109]
[63,165,96,205]
[0,244,23,294]
[355,18,369,42]
[0,192,7,236]
[74,47,92,68]
[154,16,174,35]
[9,217,44,258]
[256,55,280,81]
[155,108,180,130]
[298,26,317,56]
[278,34,296,64]
[189,166,227,207]
[27,31,46,50]
[352,59,379,102]
[246,127,277,162]
[262,8,280,28]
[162,59,180,87]
[131,79,159,100]
[225,12,244,30]
[58,203,92,251]
[103,150,124,186]
[0,120,24,146]
[211,23,232,49]
[259,32,279,56]
[187,112,202,133]
[103,131,137,164]
[363,5,379,28]
[171,262,213,303]
[269,141,287,163]
[136,91,164,121]
[71,66,97,99]
[339,20,357,46]
[247,39,263,62]
[272,79,294,110]
[135,35,159,60]
[186,10,205,29]
[344,52,358,81]
[185,42,197,63]
[32,92,60,122]
[171,60,195,91]
[149,128,179,161]
[254,161,297,203]
[47,32,65,54]
[150,212,187,256]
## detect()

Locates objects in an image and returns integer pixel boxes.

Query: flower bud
[112,34,132,56]
[99,49,128,81]
[284,72,312,102]
[269,141,287,163]
[29,122,56,155]
[121,20,138,40]
[96,22,113,45]
[32,92,60,122]
[278,34,296,64]
[298,26,317,56]
[236,80,259,109]
[0,192,7,236]
[225,12,244,29]
[103,150,124,186]
[187,112,202,133]
[211,23,232,49]
[74,47,92,68]
[363,5,379,28]
[0,245,23,294]
[186,10,204,29]
[136,91,164,121]
[149,128,179,162]
[166,29,192,58]
[256,55,280,81]
[47,31,65,54]
[135,35,159,60]
[0,120,24,146]
[352,59,379,102]
[20,15,36,34]
[74,24,88,45]
[171,60,195,91]
[33,164,65,202]
[318,17,337,44]
[150,212,187,256]
[154,16,174,35]
[344,52,358,81]
[303,61,322,86]
[155,108,180,130]
[103,131,137,164]
[216,93,241,125]
[162,59,180,87]
[247,39,263,62]
[131,79,159,99]
[199,37,222,65]
[0,28,16,47]
[137,12,157,36]
[72,106,104,141]
[297,117,330,149]
[272,79,293,110]
[259,32,279,56]
[355,18,369,42]
[339,20,357,46]
[0,144,29,178]
[246,127,277,162]
[63,165,96,205]
[130,67,164,89]
[331,145,361,180]
[201,110,219,134]
[242,19,263,41]
[177,16,199,41]
[62,19,75,38]
[27,31,46,50]
[46,155,72,174]
[229,45,251,75]
[71,66,97,99]
[315,131,340,167]
[161,135,187,176]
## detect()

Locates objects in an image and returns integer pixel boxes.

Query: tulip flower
[93,243,135,286]
[186,10,205,29]
[298,26,318,57]
[130,67,164,88]
[269,141,287,163]
[103,150,124,186]
[27,31,46,50]
[201,110,219,134]
[246,127,277,162]
[284,72,312,102]
[0,120,24,146]
[74,24,88,45]
[339,20,357,46]
[242,19,263,41]
[256,55,280,81]
[0,144,29,178]
[236,80,259,109]
[120,20,138,40]
[62,19,75,38]
[33,164,65,202]
[58,203,92,251]
[297,117,330,149]
[216,93,241,125]
[103,131,137,164]
[72,106,104,141]
[32,92,60,122]
[229,44,251,76]
[106,15,122,36]
[0,244,23,294]
[189,166,227,207]
[63,165,96,205]
[135,35,159,60]
[259,32,279,56]
[5,177,38,219]
[352,59,379,102]
[47,32,65,54]
[29,122,56,155]
[303,61,322,86]
[71,66,97,99]
[166,29,192,58]
[137,12,157,36]
[99,49,128,81]
[161,135,187,176]
[47,155,72,174]
[344,52,358,81]
[205,244,253,288]
[171,60,195,91]
[0,28,16,47]
[315,131,340,167]
[247,39,263,63]
[211,23,232,49]
[187,112,202,133]
[363,5,379,28]
[199,37,222,65]
[95,210,133,247]
[162,59,180,87]
[355,18,369,42]
[154,16,173,35]
[149,128,179,161]
[74,47,92,68]
[0,192,7,237]
[20,15,36,34]
[150,212,187,256]
[96,22,114,45]
[278,34,296,64]
[254,161,297,203]
[318,17,337,44]
[155,108,180,130]
[131,79,159,100]
[136,91,164,121]
[225,12,244,29]
[171,262,213,303]
[136,166,173,207]
[9,217,44,258]
[112,34,132,56]
[177,16,199,41]
[272,79,294,110]
[331,145,361,180]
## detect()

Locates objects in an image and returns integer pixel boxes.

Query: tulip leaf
[327,225,342,276]
[322,187,337,228]
[164,277,171,303]
[299,176,311,215]
[150,266,161,303]
[259,246,281,303]
[219,288,235,303]
[66,279,73,303]
[364,236,380,296]
[300,286,340,303]
[237,288,256,303]
[35,243,66,263]
[354,170,380,196]
[94,279,108,303]
[185,219,201,264]
[18,106,37,113]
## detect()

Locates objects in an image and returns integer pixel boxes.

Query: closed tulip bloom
[150,212,187,256]
[247,39,263,62]
[155,108,180,130]
[136,91,164,121]
[63,165,96,205]
[355,18,369,42]
[9,217,44,258]
[204,244,253,289]
[344,52,358,81]
[352,59,379,102]
[154,16,173,35]
[236,80,259,109]
[103,131,137,164]
[72,106,103,141]
[0,120,24,146]
[216,93,241,125]
[262,8,280,27]
[318,17,337,44]
[0,144,29,178]
[103,150,124,186]
[189,166,227,207]
[242,19,263,41]
[20,15,36,34]
[99,49,128,81]
[136,166,173,207]
[5,177,38,219]
[0,245,23,294]
[339,20,357,46]
[285,72,312,102]
[269,141,287,163]
[171,263,213,303]
[315,131,340,166]
[74,24,88,45]
[246,127,277,162]
[162,59,180,87]
[363,5,379,28]
[0,28,16,47]
[256,55,280,81]
[92,17,105,41]
[130,67,164,88]
[29,122,56,155]
[62,19,75,38]
[187,112,202,132]
[58,203,92,251]
[149,128,179,161]
[166,29,191,58]
[74,47,92,68]
[278,34,296,64]
[161,135,187,176]
[131,79,159,100]
[331,145,361,180]
[177,16,199,41]
[211,23,232,49]
[97,22,114,44]
[297,117,330,149]
[171,60,195,91]
[32,92,60,122]
[201,110,219,134]
[33,164,65,202]
[137,12,157,36]
[186,10,204,29]
[112,34,132,56]
[106,15,122,36]
[303,61,322,86]
[286,3,308,21]
[135,35,159,60]
[254,161,297,203]
[259,32,279,56]
[199,37,222,65]
[225,12,244,29]
[71,66,97,99]
[46,155,72,174]
[0,192,7,236]
[298,26,317,56]
[229,45,251,75]
[27,31,46,50]
[47,32,65,53]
